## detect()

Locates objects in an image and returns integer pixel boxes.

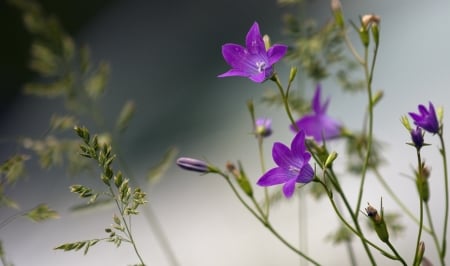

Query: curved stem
[438,132,449,260]
[222,173,320,266]
[386,241,407,266]
[425,203,445,265]
[372,168,431,233]
[114,147,180,266]
[316,178,396,260]
[271,74,298,131]
[412,151,424,266]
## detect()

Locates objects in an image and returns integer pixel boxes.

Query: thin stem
[315,178,397,260]
[271,74,298,131]
[372,168,431,233]
[221,173,320,266]
[108,186,146,265]
[257,137,270,218]
[325,169,376,264]
[412,150,424,266]
[425,203,445,265]
[115,147,180,266]
[355,34,379,217]
[386,241,407,266]
[438,132,449,260]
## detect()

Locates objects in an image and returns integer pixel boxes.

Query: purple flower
[409,102,440,134]
[257,130,314,198]
[218,22,288,83]
[255,118,272,138]
[410,127,424,149]
[177,157,210,173]
[291,85,341,142]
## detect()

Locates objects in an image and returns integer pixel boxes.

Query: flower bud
[411,127,424,150]
[226,161,253,197]
[330,0,344,29]
[176,157,216,173]
[324,151,338,168]
[255,118,272,138]
[415,241,425,264]
[365,202,389,243]
[415,163,430,202]
[401,115,412,131]
[289,66,298,83]
[361,14,381,29]
[263,34,271,51]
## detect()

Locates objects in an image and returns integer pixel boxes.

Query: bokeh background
[2,0,450,265]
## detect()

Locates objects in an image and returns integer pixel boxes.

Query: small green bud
[359,27,370,47]
[74,126,90,143]
[415,241,425,264]
[437,106,444,124]
[263,34,271,51]
[331,0,345,29]
[226,161,253,197]
[365,201,389,243]
[324,151,338,168]
[371,24,380,46]
[372,90,383,106]
[289,66,298,83]
[401,115,412,131]
[416,163,430,202]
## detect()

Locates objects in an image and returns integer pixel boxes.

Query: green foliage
[24,204,59,222]
[54,239,101,255]
[282,5,365,92]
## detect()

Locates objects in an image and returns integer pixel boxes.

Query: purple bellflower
[177,157,210,173]
[410,127,424,150]
[218,22,288,83]
[291,85,341,142]
[257,130,314,198]
[409,102,440,134]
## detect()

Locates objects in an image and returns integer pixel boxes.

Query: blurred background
[1,0,450,265]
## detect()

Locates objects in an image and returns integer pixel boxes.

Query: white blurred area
[2,0,450,265]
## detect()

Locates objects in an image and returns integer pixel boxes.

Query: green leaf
[147,146,179,184]
[84,62,110,99]
[24,204,59,222]
[116,100,136,133]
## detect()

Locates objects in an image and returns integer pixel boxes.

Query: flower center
[288,165,300,175]
[256,61,266,73]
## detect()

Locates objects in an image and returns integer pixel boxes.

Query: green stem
[257,137,270,218]
[412,151,424,266]
[326,170,376,264]
[271,74,298,131]
[386,241,407,266]
[115,147,180,266]
[222,173,320,266]
[438,132,449,260]
[372,168,431,233]
[316,178,396,260]
[425,203,445,265]
[354,45,375,218]
[108,185,146,265]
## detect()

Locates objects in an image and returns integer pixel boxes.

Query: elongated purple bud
[177,157,213,173]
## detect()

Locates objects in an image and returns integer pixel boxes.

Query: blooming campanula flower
[218,22,288,83]
[291,85,341,142]
[409,102,440,134]
[255,118,272,138]
[257,130,314,198]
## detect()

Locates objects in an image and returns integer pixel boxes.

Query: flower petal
[282,178,297,198]
[272,142,297,169]
[267,44,288,65]
[291,130,309,160]
[221,44,252,71]
[218,69,249,78]
[245,22,266,55]
[296,163,314,183]
[249,71,268,83]
[257,167,291,186]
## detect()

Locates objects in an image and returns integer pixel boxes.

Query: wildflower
[218,22,288,83]
[291,85,341,142]
[257,130,314,198]
[365,201,389,243]
[409,102,440,134]
[176,157,213,173]
[255,118,272,138]
[410,127,424,150]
